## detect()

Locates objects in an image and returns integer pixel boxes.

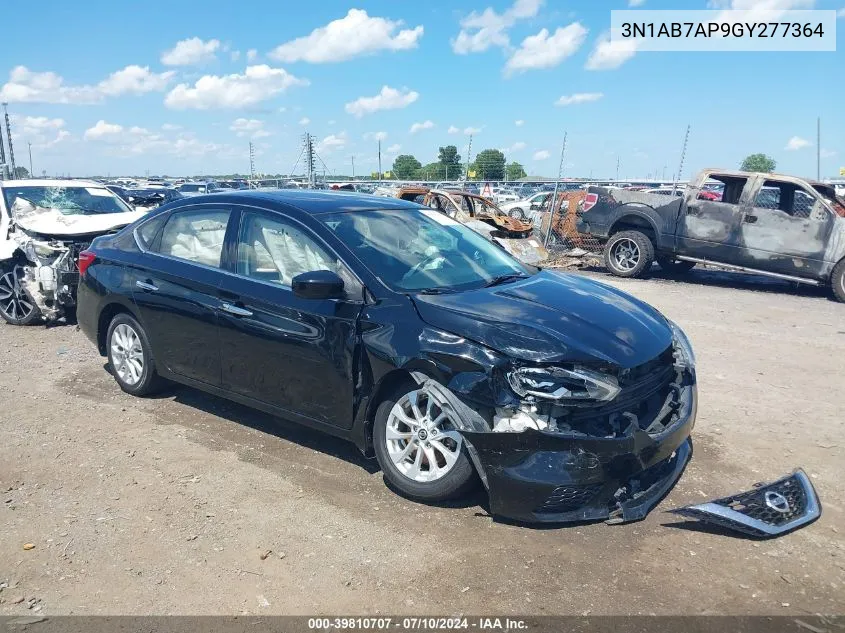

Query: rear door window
[156,208,231,268]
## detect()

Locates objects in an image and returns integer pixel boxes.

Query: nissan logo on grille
[764,491,790,514]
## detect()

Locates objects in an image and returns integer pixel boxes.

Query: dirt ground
[1,267,843,616]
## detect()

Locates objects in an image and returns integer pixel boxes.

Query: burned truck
[576,169,845,301]
[395,187,549,266]
[0,180,147,324]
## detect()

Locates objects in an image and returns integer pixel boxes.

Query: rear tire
[0,265,41,326]
[106,313,165,396]
[604,230,655,278]
[832,259,845,303]
[373,381,477,502]
[508,207,525,220]
[657,256,696,274]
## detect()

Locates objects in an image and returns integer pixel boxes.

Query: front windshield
[321,208,529,292]
[2,185,133,216]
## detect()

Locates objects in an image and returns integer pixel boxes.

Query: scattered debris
[22,543,34,551]
[259,549,272,560]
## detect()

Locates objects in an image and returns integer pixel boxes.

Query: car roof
[164,189,423,216]
[0,178,107,188]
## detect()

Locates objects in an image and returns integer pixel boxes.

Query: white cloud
[164,65,308,110]
[505,23,588,75]
[364,131,388,141]
[629,0,646,5]
[246,49,258,62]
[785,136,811,150]
[161,37,221,66]
[0,65,172,104]
[448,125,460,134]
[463,126,481,135]
[12,116,69,148]
[387,143,401,154]
[452,0,544,54]
[555,92,604,106]
[317,132,348,153]
[515,119,524,127]
[344,85,418,118]
[585,34,638,71]
[98,65,175,96]
[84,120,126,141]
[299,117,311,126]
[533,150,550,160]
[230,50,241,62]
[230,118,270,138]
[507,141,527,153]
[269,9,423,63]
[409,120,435,134]
[161,123,181,131]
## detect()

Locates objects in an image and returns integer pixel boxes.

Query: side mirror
[292,270,345,300]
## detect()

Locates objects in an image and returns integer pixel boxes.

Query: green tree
[472,149,506,180]
[13,166,30,179]
[740,153,776,173]
[505,162,527,181]
[392,154,422,180]
[438,145,462,179]
[416,162,442,181]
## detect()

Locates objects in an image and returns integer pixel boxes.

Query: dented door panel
[676,199,745,264]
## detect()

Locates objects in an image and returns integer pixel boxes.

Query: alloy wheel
[110,323,144,386]
[0,268,35,322]
[611,238,641,272]
[385,389,463,483]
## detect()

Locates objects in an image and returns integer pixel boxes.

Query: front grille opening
[535,484,603,514]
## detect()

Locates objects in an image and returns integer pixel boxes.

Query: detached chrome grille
[669,470,821,538]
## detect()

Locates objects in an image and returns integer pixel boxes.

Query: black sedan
[76,190,697,523]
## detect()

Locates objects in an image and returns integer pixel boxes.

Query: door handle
[135,280,158,292]
[744,214,758,224]
[221,302,253,317]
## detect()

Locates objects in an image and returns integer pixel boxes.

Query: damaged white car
[0,180,147,325]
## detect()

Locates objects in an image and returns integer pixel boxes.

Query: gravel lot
[1,268,843,616]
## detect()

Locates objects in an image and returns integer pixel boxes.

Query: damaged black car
[76,190,697,524]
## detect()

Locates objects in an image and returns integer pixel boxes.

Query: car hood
[13,205,148,237]
[411,270,672,367]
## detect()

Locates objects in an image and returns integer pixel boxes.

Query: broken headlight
[506,366,621,402]
[669,320,695,369]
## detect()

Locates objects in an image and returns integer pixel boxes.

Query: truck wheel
[832,259,845,303]
[508,207,525,220]
[657,256,696,275]
[604,231,654,278]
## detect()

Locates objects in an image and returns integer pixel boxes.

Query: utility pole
[377,140,382,182]
[249,141,256,179]
[0,112,7,180]
[615,155,620,182]
[673,124,691,194]
[464,135,473,181]
[351,155,355,180]
[817,117,821,180]
[304,133,316,188]
[3,103,16,177]
[28,142,33,177]
[544,132,567,248]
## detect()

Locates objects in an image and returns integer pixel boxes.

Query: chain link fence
[522,191,605,264]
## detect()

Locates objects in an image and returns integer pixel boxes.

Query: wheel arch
[609,209,661,247]
[96,302,138,356]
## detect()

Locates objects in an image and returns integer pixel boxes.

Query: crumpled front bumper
[461,384,697,524]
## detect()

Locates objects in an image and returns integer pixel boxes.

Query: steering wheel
[400,252,454,285]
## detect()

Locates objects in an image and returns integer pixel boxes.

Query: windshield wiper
[483,273,529,288]
[417,287,457,295]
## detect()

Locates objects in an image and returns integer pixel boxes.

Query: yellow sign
[468,170,477,178]
[384,171,392,178]
[371,172,380,179]
[840,167,845,176]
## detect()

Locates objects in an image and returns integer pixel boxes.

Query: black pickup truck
[576,168,845,301]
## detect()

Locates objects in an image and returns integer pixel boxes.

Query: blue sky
[1,0,843,179]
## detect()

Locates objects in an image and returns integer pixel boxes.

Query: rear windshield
[179,184,206,193]
[2,185,132,215]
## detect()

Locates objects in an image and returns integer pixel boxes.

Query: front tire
[604,230,655,278]
[0,265,41,325]
[106,313,165,396]
[508,207,525,220]
[832,259,845,303]
[373,382,476,502]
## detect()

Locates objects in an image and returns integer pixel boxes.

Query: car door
[737,178,835,279]
[216,207,364,428]
[676,173,749,264]
[127,205,232,386]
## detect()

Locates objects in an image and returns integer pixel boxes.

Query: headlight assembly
[668,320,696,369]
[506,366,621,403]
